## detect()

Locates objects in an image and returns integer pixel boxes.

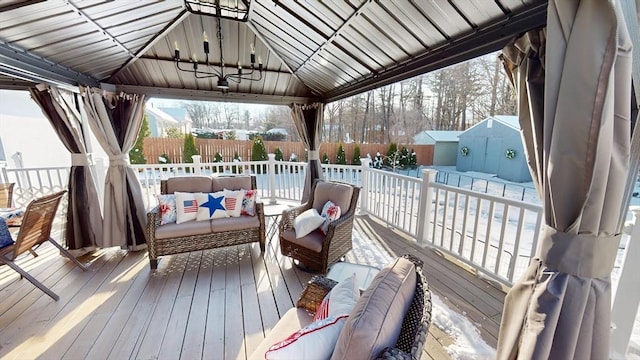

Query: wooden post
[268,153,277,204]
[416,169,437,247]
[359,158,371,215]
[191,155,202,175]
[610,206,640,358]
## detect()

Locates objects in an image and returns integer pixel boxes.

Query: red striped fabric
[225,197,237,210]
[314,298,330,321]
[183,200,197,213]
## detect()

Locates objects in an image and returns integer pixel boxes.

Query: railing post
[611,206,640,358]
[416,169,437,247]
[267,153,277,204]
[359,158,371,215]
[191,155,202,175]
[0,161,7,183]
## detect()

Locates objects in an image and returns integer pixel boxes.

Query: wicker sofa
[248,255,432,360]
[145,175,265,269]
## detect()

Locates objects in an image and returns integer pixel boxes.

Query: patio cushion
[195,192,228,221]
[175,192,199,224]
[166,176,212,193]
[156,194,177,225]
[210,216,260,233]
[281,228,324,253]
[0,218,14,249]
[294,208,325,238]
[224,190,245,217]
[248,308,314,360]
[265,314,349,360]
[314,274,359,321]
[331,257,416,360]
[154,219,212,240]
[212,176,252,192]
[312,182,353,216]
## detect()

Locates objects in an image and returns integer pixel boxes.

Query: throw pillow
[241,189,258,216]
[223,189,245,218]
[156,194,177,225]
[293,208,325,239]
[320,200,341,235]
[195,191,229,221]
[313,273,359,321]
[0,218,14,249]
[265,314,348,360]
[175,192,199,224]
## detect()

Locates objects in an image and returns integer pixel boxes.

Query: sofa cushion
[294,208,325,238]
[265,314,348,360]
[212,176,252,192]
[281,228,324,253]
[166,176,212,193]
[312,182,353,216]
[175,192,199,224]
[248,308,314,360]
[195,192,229,221]
[154,220,213,240]
[210,216,261,233]
[331,257,416,360]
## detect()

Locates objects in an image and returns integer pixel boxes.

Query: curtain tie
[71,153,92,166]
[308,150,319,160]
[538,225,620,278]
[109,154,130,166]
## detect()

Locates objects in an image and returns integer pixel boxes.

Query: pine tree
[336,144,347,165]
[322,153,330,164]
[274,148,284,161]
[352,144,361,165]
[399,147,409,168]
[159,152,171,164]
[408,149,417,168]
[212,151,223,173]
[251,137,268,173]
[385,143,398,167]
[129,115,150,164]
[182,133,199,167]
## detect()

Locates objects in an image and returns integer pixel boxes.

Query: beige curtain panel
[82,87,147,250]
[29,85,103,255]
[497,0,632,359]
[291,103,324,203]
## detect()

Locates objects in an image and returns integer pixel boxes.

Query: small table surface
[327,262,381,291]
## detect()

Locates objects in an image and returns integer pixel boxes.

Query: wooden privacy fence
[143,138,434,165]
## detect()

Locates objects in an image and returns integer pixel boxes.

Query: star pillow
[195,191,229,221]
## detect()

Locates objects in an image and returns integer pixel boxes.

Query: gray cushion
[281,228,324,252]
[166,176,213,193]
[312,182,354,216]
[212,176,253,192]
[154,220,212,240]
[331,257,416,360]
[210,216,260,233]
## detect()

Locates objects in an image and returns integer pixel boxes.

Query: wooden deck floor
[0,215,506,360]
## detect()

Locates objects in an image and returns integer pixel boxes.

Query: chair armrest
[146,205,161,231]
[296,275,338,313]
[279,203,312,233]
[375,347,413,360]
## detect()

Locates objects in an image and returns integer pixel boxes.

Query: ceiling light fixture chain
[174,0,262,92]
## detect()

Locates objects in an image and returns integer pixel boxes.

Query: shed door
[485,137,502,174]
[472,137,487,172]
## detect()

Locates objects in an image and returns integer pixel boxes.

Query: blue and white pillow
[0,218,14,249]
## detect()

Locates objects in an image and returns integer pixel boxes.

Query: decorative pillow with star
[195,191,229,221]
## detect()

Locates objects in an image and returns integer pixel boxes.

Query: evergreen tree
[129,115,150,164]
[336,144,347,165]
[399,146,410,168]
[274,148,284,161]
[322,152,330,164]
[251,137,268,173]
[408,149,417,168]
[212,151,223,173]
[159,152,171,164]
[352,144,361,165]
[385,143,398,167]
[182,133,199,164]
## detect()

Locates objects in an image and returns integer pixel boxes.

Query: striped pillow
[313,274,359,321]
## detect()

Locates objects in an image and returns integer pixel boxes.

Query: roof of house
[417,130,463,142]
[158,107,192,123]
[145,107,179,126]
[462,115,520,134]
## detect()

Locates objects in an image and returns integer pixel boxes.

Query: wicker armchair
[279,180,360,273]
[0,183,14,208]
[0,191,88,301]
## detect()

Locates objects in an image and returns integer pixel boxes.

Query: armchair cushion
[0,218,14,249]
[281,228,324,252]
[331,257,417,360]
[312,182,354,215]
[294,208,325,238]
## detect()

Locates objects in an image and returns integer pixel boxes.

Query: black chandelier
[174,0,263,91]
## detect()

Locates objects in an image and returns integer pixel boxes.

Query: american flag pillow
[224,190,245,217]
[312,273,359,321]
[174,192,199,224]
